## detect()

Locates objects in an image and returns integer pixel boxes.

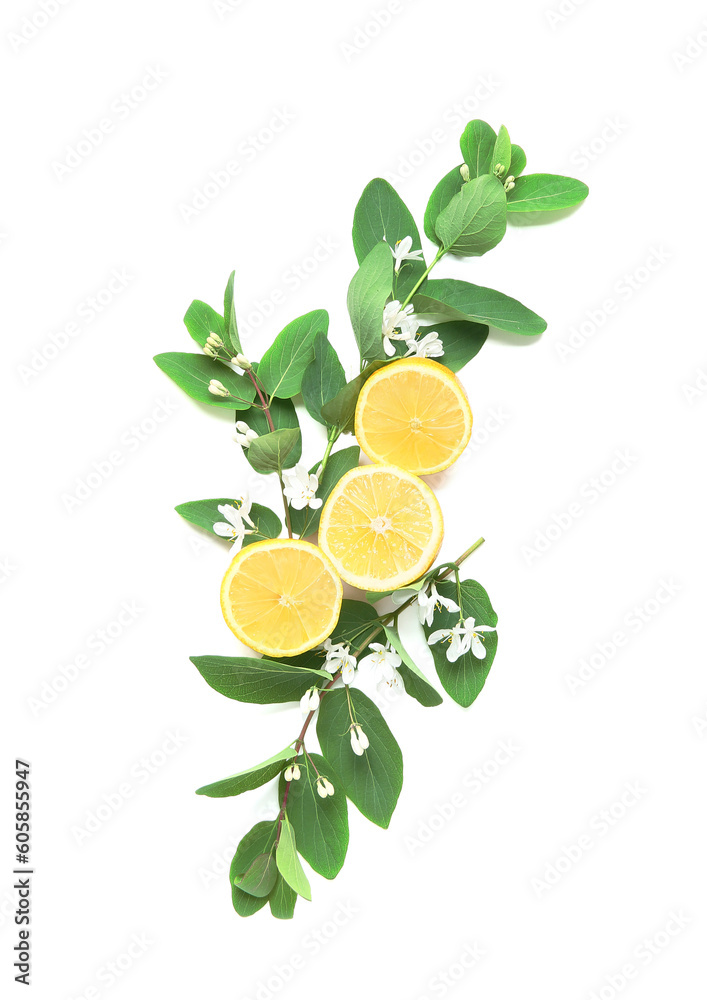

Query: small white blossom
[234,420,259,449]
[359,641,403,689]
[504,176,515,192]
[417,582,460,627]
[207,378,230,397]
[283,464,323,511]
[405,331,445,359]
[350,724,370,756]
[460,163,470,182]
[212,499,255,549]
[300,687,320,715]
[323,639,357,684]
[428,616,496,662]
[382,300,420,357]
[284,763,301,782]
[316,776,335,798]
[390,236,424,273]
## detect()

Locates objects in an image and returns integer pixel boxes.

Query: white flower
[359,642,403,688]
[323,639,357,684]
[463,616,496,659]
[284,763,301,782]
[405,331,445,359]
[417,582,460,627]
[382,300,420,357]
[428,616,496,662]
[316,776,335,798]
[208,378,230,397]
[234,420,259,449]
[212,499,255,549]
[350,724,370,756]
[390,236,424,273]
[283,464,323,511]
[300,687,320,715]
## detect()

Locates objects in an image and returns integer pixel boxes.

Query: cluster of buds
[202,332,225,358]
[350,724,369,757]
[300,687,320,715]
[207,378,230,397]
[234,420,259,449]
[504,175,515,192]
[284,763,301,782]
[316,776,335,798]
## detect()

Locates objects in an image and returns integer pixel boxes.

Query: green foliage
[183,300,225,350]
[234,852,278,897]
[352,178,426,300]
[384,625,443,708]
[347,242,393,362]
[269,875,297,919]
[257,310,328,398]
[434,175,507,257]
[492,125,512,175]
[222,271,242,355]
[190,656,331,704]
[247,428,301,475]
[175,498,281,545]
[239,395,302,469]
[153,353,256,409]
[459,119,497,177]
[196,747,294,798]
[507,174,589,212]
[509,144,526,177]
[414,278,547,336]
[320,360,390,433]
[317,689,403,828]
[229,821,278,917]
[301,332,347,426]
[279,754,348,878]
[424,165,465,245]
[422,580,499,708]
[276,815,311,900]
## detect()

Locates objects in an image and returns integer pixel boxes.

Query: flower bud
[233,353,252,371]
[316,776,328,798]
[323,779,335,796]
[206,333,223,349]
[291,763,301,780]
[202,344,217,358]
[460,164,470,182]
[284,765,294,782]
[208,379,230,397]
[504,177,515,192]
[300,688,320,715]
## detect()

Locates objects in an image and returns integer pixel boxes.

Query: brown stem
[246,370,293,538]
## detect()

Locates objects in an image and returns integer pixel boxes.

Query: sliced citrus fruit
[220,538,343,658]
[318,464,444,591]
[354,357,473,475]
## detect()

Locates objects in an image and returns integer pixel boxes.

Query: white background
[3,0,706,997]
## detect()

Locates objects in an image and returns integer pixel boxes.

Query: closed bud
[460,164,470,182]
[206,333,223,348]
[202,344,217,357]
[208,379,230,397]
[323,778,335,796]
[284,765,294,781]
[316,776,328,798]
[233,353,252,371]
[504,177,515,192]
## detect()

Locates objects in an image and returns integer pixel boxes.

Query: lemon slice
[220,539,343,657]
[318,464,444,591]
[354,357,473,475]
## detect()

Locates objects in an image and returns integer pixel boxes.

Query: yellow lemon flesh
[354,357,473,475]
[318,464,444,592]
[220,538,343,657]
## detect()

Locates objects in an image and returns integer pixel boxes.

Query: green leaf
[424,320,488,373]
[279,753,348,879]
[276,814,311,900]
[196,747,295,798]
[183,300,225,350]
[247,428,301,475]
[329,598,379,647]
[459,120,497,178]
[434,175,507,257]
[413,278,547,336]
[506,173,589,213]
[320,360,390,434]
[239,395,302,470]
[175,498,282,545]
[317,688,403,829]
[153,353,257,409]
[289,446,360,538]
[257,310,328,398]
[492,125,511,175]
[229,821,277,917]
[234,851,278,898]
[352,178,426,300]
[422,579,498,708]
[509,144,526,177]
[347,242,393,363]
[190,655,332,704]
[424,166,465,245]
[223,271,242,355]
[269,875,297,919]
[383,625,443,708]
[301,332,347,426]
